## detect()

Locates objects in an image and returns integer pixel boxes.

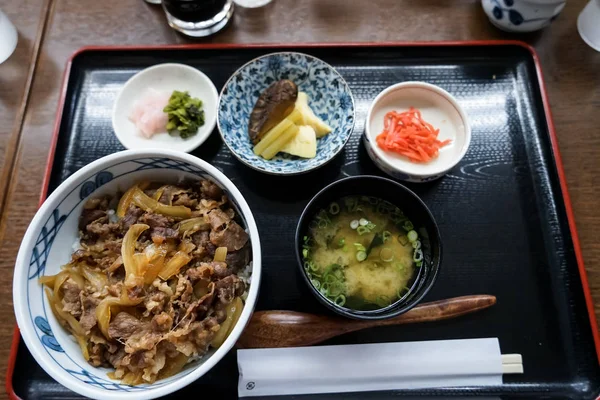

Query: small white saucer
[364,81,471,182]
[112,63,218,153]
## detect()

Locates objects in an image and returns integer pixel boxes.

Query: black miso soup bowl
[295,175,442,320]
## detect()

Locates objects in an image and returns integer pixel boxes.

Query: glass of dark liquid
[162,0,233,37]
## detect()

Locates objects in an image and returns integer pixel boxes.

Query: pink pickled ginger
[129,89,171,138]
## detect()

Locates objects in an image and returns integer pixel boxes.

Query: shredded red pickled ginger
[376,108,451,163]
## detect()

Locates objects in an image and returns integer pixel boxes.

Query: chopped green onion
[353,243,366,252]
[318,220,329,229]
[398,235,409,246]
[366,222,376,230]
[309,262,319,272]
[413,249,423,262]
[334,294,346,307]
[397,286,410,299]
[412,240,421,249]
[350,220,359,229]
[338,238,345,247]
[311,279,321,289]
[329,202,340,215]
[359,218,369,226]
[382,230,392,243]
[356,251,367,262]
[375,295,391,308]
[380,247,394,262]
[407,230,418,243]
[394,262,405,272]
[416,260,423,268]
[302,248,309,258]
[303,261,311,271]
[357,226,369,235]
[403,220,414,231]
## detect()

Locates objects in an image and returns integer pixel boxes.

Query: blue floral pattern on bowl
[483,0,566,32]
[21,156,250,395]
[218,52,355,175]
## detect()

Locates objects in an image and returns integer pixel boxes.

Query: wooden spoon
[237,295,496,349]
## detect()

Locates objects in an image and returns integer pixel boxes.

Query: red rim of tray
[6,40,599,400]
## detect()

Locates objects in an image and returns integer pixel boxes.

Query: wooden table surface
[1,0,599,396]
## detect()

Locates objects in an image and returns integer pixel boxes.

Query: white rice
[238,261,252,301]
[107,209,119,223]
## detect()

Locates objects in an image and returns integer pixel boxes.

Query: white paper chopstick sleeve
[238,338,503,397]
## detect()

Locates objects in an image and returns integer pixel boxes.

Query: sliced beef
[120,206,143,230]
[191,230,216,258]
[210,220,249,252]
[211,261,233,279]
[106,348,127,368]
[200,180,223,200]
[125,329,162,353]
[80,295,100,333]
[137,212,178,243]
[144,291,167,316]
[172,192,198,208]
[138,212,173,229]
[186,263,214,282]
[86,219,119,237]
[108,312,145,340]
[225,245,250,271]
[214,275,245,304]
[206,209,231,230]
[151,312,173,333]
[79,209,106,231]
[105,239,122,253]
[189,317,220,350]
[61,280,82,317]
[150,227,179,243]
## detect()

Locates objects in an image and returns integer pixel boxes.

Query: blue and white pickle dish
[364,82,471,183]
[217,52,355,175]
[482,0,566,33]
[12,149,261,400]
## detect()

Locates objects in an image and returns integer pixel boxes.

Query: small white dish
[578,0,600,52]
[112,63,218,153]
[0,9,18,64]
[364,82,471,183]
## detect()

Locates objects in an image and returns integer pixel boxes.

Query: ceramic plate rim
[111,63,218,153]
[217,51,356,176]
[365,81,471,177]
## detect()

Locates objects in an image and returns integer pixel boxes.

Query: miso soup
[302,195,423,310]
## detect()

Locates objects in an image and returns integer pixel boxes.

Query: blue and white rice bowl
[218,52,355,175]
[12,149,261,400]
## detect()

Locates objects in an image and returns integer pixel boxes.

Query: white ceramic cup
[481,0,566,32]
[0,9,17,64]
[578,0,600,51]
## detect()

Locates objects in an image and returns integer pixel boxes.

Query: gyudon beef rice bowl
[39,179,252,384]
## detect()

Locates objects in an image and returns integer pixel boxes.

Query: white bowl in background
[481,0,566,33]
[13,149,261,400]
[364,81,471,183]
[112,63,218,153]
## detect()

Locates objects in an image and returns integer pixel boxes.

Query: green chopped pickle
[163,91,205,139]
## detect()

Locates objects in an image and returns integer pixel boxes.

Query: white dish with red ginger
[364,81,471,182]
[13,149,261,400]
[112,63,218,153]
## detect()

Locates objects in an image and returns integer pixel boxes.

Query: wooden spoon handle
[375,294,497,327]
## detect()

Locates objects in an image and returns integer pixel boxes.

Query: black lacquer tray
[7,42,600,399]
